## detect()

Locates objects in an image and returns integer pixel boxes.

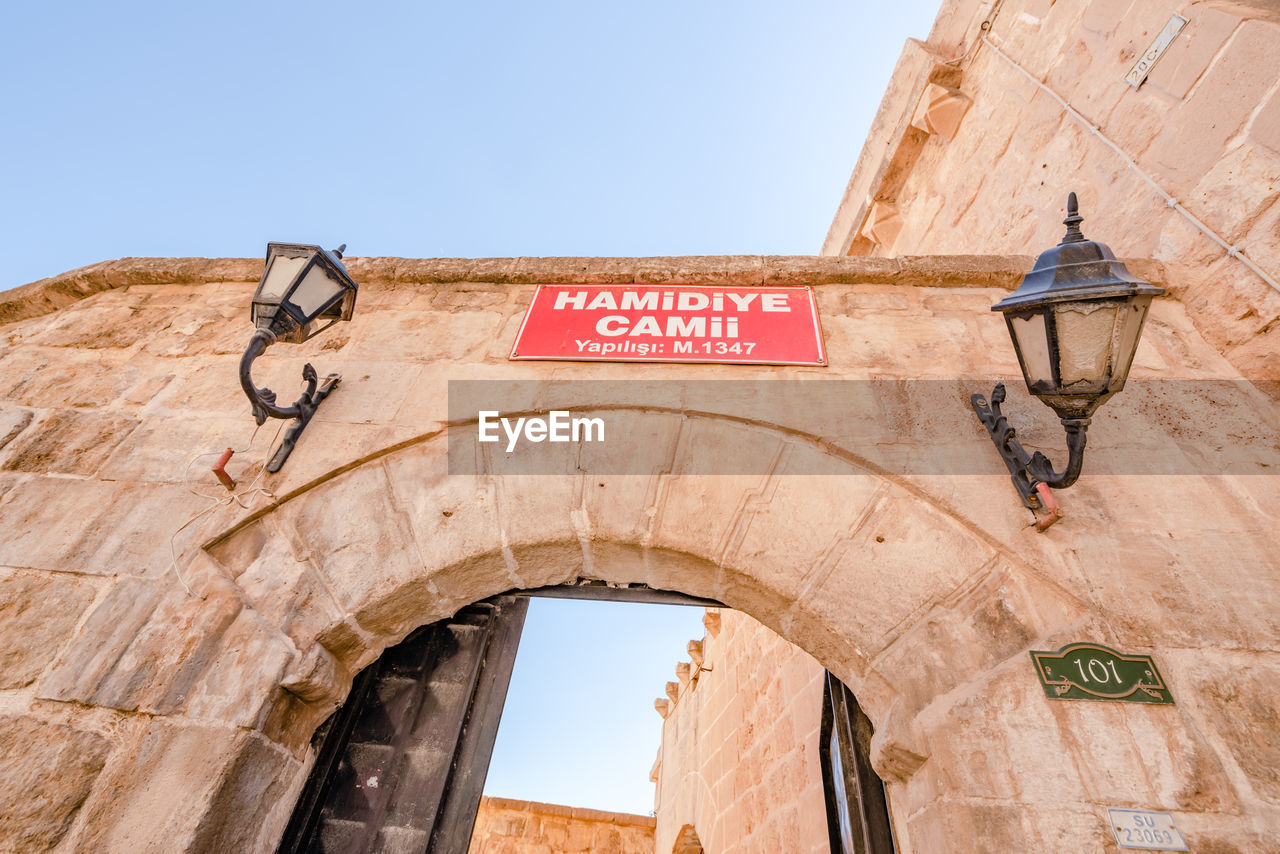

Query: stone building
[0,0,1278,852]
[649,1,1280,851]
[466,797,654,854]
[651,608,832,854]
[827,0,1280,385]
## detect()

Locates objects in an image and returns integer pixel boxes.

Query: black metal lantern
[971,194,1164,526]
[251,242,358,344]
[241,243,359,472]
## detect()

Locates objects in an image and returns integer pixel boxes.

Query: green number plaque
[1030,643,1174,705]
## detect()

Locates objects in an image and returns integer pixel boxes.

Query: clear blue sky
[3,1,939,290]
[4,0,942,817]
[485,598,708,815]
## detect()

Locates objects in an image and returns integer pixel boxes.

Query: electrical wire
[978,33,1280,296]
[169,419,285,598]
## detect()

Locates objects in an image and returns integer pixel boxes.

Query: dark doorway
[276,595,528,854]
[277,583,713,853]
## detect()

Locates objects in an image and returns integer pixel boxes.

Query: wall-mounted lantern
[240,242,359,472]
[971,194,1164,529]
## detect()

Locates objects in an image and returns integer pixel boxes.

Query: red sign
[509,284,827,365]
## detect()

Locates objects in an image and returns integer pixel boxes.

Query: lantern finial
[1061,192,1085,245]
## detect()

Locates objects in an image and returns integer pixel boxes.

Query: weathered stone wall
[825,0,1280,383]
[652,608,829,854]
[0,255,1277,852]
[466,796,654,854]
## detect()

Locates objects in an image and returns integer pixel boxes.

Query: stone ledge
[1,257,263,326]
[1,254,1169,327]
[479,795,656,827]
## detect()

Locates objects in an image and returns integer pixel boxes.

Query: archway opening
[274,585,896,854]
[198,415,1072,854]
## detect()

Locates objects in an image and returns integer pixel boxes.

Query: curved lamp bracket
[240,329,342,472]
[971,382,1090,517]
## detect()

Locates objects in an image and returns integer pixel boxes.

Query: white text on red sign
[509,284,826,365]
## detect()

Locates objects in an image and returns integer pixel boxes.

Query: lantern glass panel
[1009,311,1054,389]
[1055,301,1119,386]
[1111,299,1149,389]
[258,254,308,302]
[289,262,346,319]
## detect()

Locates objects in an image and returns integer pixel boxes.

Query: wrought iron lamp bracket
[239,329,342,472]
[971,382,1090,511]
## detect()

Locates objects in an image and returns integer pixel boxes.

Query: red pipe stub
[1033,482,1064,532]
[212,448,236,491]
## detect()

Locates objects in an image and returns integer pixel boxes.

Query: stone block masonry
[0,253,1277,852]
[825,0,1280,390]
[466,796,654,854]
[652,609,830,854]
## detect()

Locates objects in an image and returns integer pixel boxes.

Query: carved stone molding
[910,82,973,140]
[869,699,929,783]
[861,201,906,250]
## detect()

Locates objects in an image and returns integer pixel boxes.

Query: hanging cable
[169,420,285,597]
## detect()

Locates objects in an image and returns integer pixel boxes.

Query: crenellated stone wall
[651,608,830,854]
[466,796,654,854]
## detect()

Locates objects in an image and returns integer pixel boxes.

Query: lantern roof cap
[264,241,355,284]
[993,193,1164,313]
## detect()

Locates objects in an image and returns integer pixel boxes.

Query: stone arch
[178,410,1090,850]
[672,824,704,854]
[205,412,1082,740]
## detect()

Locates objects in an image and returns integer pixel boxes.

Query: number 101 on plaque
[1030,643,1174,705]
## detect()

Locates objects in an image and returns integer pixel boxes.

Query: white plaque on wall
[1125,14,1188,89]
[1107,808,1189,851]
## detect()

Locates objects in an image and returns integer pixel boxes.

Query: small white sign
[1125,14,1188,89]
[1107,808,1188,851]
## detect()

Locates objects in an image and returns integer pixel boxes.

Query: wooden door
[277,595,528,854]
